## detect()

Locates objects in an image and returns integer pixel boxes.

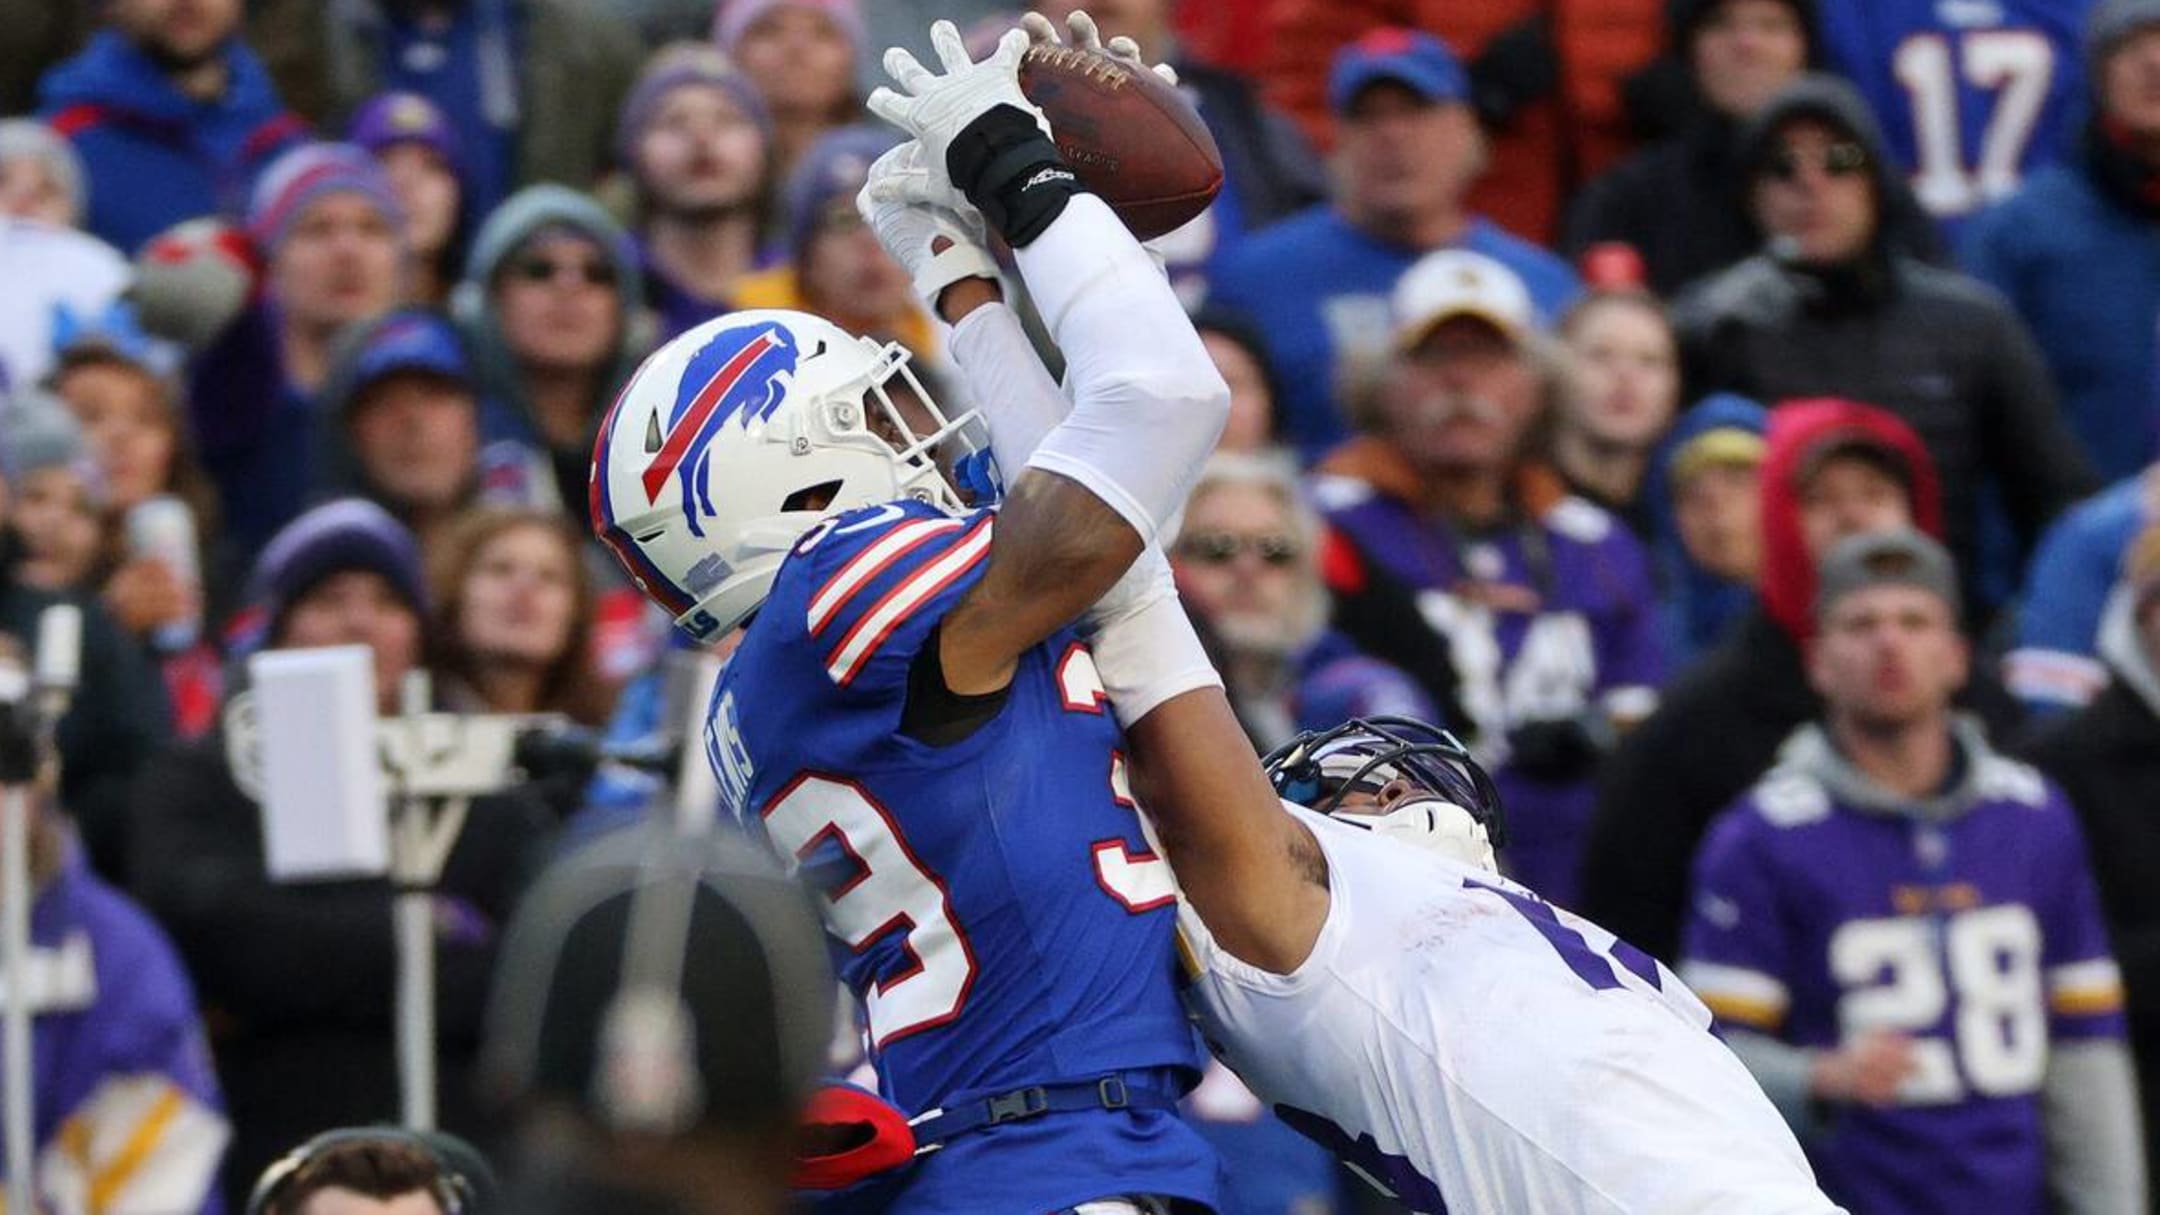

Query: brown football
[1017,44,1223,241]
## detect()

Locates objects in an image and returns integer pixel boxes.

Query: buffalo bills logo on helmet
[640,320,800,536]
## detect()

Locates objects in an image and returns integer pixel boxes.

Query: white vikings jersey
[1179,804,1845,1214]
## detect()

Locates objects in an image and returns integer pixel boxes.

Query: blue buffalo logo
[640,321,799,536]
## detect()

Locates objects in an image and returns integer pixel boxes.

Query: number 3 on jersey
[762,646,1174,1048]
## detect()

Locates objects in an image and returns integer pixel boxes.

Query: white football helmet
[590,309,988,642]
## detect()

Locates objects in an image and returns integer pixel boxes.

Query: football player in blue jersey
[589,15,1229,1214]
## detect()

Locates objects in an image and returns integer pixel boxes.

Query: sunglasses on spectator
[1762,141,1869,182]
[509,255,617,287]
[1178,532,1302,567]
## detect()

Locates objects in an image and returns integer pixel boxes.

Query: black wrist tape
[945,104,1086,247]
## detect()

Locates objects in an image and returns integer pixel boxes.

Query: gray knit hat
[0,388,93,488]
[2088,0,2160,71]
[0,119,86,227]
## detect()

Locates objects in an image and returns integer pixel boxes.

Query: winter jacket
[1578,399,2024,963]
[1674,77,2099,610]
[185,305,317,562]
[2023,592,2160,1195]
[0,578,172,883]
[1206,208,1581,462]
[2008,471,2157,712]
[36,31,307,255]
[5,842,227,1215]
[246,0,640,206]
[1260,0,1668,244]
[128,712,554,1206]
[1962,132,2160,483]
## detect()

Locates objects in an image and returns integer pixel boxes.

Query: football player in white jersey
[852,13,1848,1210]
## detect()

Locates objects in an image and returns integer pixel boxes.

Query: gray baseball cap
[1814,529,1960,621]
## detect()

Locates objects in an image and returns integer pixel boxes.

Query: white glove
[857,142,1000,310]
[1018,9,1179,87]
[867,22,1049,178]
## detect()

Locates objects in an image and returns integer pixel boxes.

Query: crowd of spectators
[4,0,2160,1211]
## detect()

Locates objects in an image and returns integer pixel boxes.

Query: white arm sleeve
[947,300,1069,485]
[2043,1038,2148,1215]
[1013,194,1228,543]
[1087,546,1222,728]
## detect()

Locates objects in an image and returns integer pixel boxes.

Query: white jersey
[1179,804,1845,1214]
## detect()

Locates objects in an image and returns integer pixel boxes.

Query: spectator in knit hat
[734,125,934,361]
[188,142,408,559]
[35,0,305,254]
[0,388,108,596]
[461,186,649,522]
[1192,306,1288,455]
[244,0,640,221]
[129,498,556,1207]
[1646,392,1768,664]
[1582,398,2027,964]
[2027,519,2160,1188]
[620,43,775,341]
[49,308,231,739]
[714,0,863,182]
[317,309,485,549]
[0,118,88,229]
[350,91,467,307]
[0,392,173,883]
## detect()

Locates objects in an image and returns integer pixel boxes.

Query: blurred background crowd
[4,0,2160,1211]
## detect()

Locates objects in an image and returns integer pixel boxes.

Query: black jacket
[0,578,171,880]
[1562,117,1763,297]
[129,721,555,1205]
[1673,76,2098,607]
[1674,252,2096,605]
[1178,58,1327,234]
[2022,678,2160,1190]
[1579,608,2025,962]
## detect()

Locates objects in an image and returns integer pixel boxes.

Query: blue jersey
[1816,0,2097,228]
[708,500,1217,1213]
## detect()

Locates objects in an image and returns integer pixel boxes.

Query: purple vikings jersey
[1315,479,1665,907]
[1816,0,2097,226]
[1684,747,2126,1215]
[707,500,1217,1214]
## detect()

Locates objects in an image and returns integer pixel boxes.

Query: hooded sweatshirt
[1686,718,2143,1215]
[38,30,307,254]
[457,184,649,520]
[1675,75,2098,609]
[1579,396,2028,963]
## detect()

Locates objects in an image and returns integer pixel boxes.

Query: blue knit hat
[782,124,899,256]
[248,142,404,254]
[616,42,773,171]
[249,499,427,638]
[2089,0,2160,69]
